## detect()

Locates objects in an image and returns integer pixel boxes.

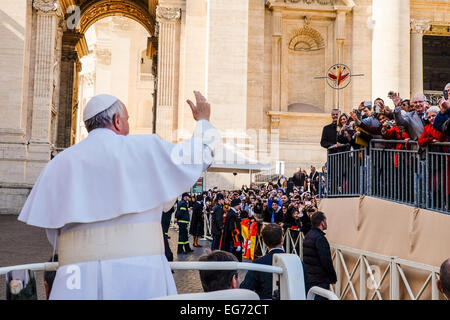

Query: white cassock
[18,119,220,300]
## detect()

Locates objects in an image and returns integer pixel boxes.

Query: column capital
[156,6,181,23]
[410,19,430,34]
[33,0,58,13]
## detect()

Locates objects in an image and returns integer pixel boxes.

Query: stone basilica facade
[0,0,449,213]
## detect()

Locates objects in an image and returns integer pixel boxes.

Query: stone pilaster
[29,0,59,149]
[271,10,282,112]
[57,31,83,149]
[410,19,430,96]
[155,6,181,142]
[371,0,410,102]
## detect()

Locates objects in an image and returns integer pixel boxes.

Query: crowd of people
[321,84,450,153]
[168,171,325,258]
[320,85,450,207]
[163,169,338,299]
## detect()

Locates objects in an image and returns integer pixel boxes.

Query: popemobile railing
[253,226,443,300]
[324,140,450,214]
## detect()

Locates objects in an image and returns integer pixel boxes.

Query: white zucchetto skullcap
[83,94,119,122]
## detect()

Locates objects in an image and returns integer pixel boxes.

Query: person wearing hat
[175,192,194,254]
[211,193,225,250]
[18,91,221,299]
[220,198,244,262]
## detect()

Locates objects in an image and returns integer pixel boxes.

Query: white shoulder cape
[19,120,219,229]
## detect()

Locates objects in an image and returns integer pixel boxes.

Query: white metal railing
[307,286,339,300]
[1,254,324,300]
[330,244,441,300]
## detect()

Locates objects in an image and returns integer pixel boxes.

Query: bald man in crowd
[438,258,450,300]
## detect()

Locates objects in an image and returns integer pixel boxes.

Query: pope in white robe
[18,91,221,300]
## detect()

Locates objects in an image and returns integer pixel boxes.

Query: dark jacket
[220,208,242,252]
[434,109,450,132]
[239,248,284,299]
[263,207,283,223]
[320,123,337,149]
[189,201,204,236]
[300,211,312,235]
[302,228,337,287]
[211,203,224,237]
[175,199,189,223]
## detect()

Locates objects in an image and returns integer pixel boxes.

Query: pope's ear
[113,113,121,128]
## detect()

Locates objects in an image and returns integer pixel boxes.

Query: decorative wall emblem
[156,6,181,22]
[33,0,58,12]
[288,21,325,52]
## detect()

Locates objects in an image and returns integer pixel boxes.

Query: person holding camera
[433,83,450,135]
[390,92,426,140]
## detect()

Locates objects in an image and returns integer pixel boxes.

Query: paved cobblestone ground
[0,215,248,299]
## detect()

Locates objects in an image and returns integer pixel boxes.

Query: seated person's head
[199,250,239,292]
[438,258,450,299]
[261,223,283,250]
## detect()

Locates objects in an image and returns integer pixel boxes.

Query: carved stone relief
[156,6,181,22]
[288,24,325,51]
[33,0,58,12]
[285,0,336,5]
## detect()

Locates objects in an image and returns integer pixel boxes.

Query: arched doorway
[76,16,155,142]
[56,0,157,148]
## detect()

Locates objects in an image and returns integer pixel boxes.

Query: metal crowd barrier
[325,140,450,214]
[327,145,367,197]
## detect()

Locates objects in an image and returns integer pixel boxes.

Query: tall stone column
[155,6,181,142]
[30,0,59,145]
[410,19,430,96]
[372,0,410,101]
[57,31,83,149]
[271,10,282,112]
[28,0,61,182]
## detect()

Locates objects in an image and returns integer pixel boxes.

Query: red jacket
[382,126,410,150]
[382,126,410,168]
[418,124,449,152]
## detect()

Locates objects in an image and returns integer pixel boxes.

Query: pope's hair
[84,100,125,132]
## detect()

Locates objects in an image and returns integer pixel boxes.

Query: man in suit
[309,166,319,195]
[211,193,225,250]
[320,109,339,150]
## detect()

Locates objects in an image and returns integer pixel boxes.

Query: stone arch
[288,25,325,52]
[78,0,156,36]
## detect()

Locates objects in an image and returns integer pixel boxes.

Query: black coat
[220,209,242,252]
[211,203,224,237]
[300,211,312,235]
[189,201,204,236]
[302,228,337,288]
[320,123,337,149]
[263,207,283,223]
[239,248,284,299]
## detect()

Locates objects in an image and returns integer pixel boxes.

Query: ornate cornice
[410,19,431,34]
[33,0,58,12]
[156,6,181,23]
